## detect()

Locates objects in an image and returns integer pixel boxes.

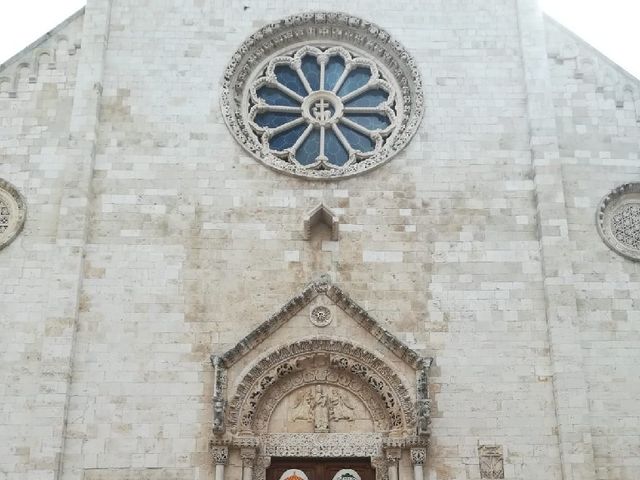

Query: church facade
[1,1,640,479]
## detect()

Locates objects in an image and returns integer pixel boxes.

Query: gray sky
[0,0,639,79]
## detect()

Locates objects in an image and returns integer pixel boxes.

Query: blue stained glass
[337,67,371,97]
[274,65,307,97]
[325,129,350,166]
[344,89,389,108]
[324,56,346,91]
[296,128,321,165]
[254,112,301,129]
[338,124,375,152]
[345,113,391,131]
[257,86,300,107]
[301,55,321,91]
[269,123,307,151]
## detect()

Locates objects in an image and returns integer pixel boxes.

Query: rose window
[248,46,396,170]
[221,12,424,180]
[0,178,26,251]
[597,183,640,261]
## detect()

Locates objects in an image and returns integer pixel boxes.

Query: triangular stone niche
[209,275,432,480]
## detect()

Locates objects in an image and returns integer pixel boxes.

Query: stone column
[241,447,257,480]
[212,446,229,480]
[411,448,426,480]
[385,448,402,480]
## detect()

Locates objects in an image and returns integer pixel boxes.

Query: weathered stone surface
[0,1,638,480]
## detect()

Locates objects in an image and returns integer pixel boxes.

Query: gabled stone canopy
[216,274,427,370]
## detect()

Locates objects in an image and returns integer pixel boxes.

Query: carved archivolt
[227,338,416,436]
[220,11,424,180]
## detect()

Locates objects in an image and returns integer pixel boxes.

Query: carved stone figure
[292,389,315,422]
[330,388,355,422]
[314,386,330,433]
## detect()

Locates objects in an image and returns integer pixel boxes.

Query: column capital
[241,447,257,467]
[410,448,426,466]
[211,446,229,465]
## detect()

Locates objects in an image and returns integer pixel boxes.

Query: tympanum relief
[270,385,373,434]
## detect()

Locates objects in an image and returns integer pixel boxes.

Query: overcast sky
[0,1,639,79]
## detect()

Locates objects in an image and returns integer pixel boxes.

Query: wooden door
[267,457,375,480]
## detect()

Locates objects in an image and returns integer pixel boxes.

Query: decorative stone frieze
[597,183,640,261]
[0,179,26,251]
[220,12,424,180]
[262,433,383,457]
[478,445,504,479]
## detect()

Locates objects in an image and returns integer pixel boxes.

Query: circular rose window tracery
[221,12,424,180]
[248,46,396,169]
[597,183,640,261]
[0,179,26,251]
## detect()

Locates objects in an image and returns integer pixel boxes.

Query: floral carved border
[220,11,424,180]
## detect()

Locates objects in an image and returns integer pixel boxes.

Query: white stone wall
[2,1,638,479]
[546,18,640,480]
[0,13,83,480]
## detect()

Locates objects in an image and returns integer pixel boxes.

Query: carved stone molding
[218,275,427,370]
[220,11,424,180]
[262,433,383,457]
[597,183,640,261]
[0,178,26,251]
[478,445,504,480]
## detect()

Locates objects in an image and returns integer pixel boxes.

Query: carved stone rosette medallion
[220,11,424,180]
[597,183,640,261]
[0,179,26,251]
[310,306,332,327]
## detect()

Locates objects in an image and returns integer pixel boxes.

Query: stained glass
[325,129,350,166]
[325,55,346,91]
[301,55,321,91]
[249,46,397,169]
[257,86,300,107]
[344,90,389,108]
[254,112,301,129]
[269,123,307,151]
[337,67,371,96]
[274,65,307,96]
[345,113,391,131]
[338,124,375,152]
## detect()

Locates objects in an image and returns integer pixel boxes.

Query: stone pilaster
[53,0,113,478]
[516,1,596,479]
